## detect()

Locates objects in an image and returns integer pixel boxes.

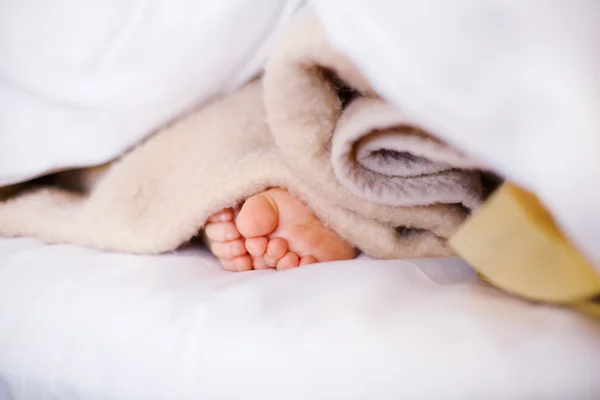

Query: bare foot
[204,188,356,272]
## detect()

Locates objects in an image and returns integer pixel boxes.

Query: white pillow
[311,0,600,268]
[0,0,303,187]
[1,238,599,399]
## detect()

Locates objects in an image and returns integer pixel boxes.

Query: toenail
[226,232,236,240]
[219,213,230,221]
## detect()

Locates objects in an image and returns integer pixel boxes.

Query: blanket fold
[331,97,484,210]
[0,13,486,259]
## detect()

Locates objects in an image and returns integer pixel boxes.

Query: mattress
[0,237,599,399]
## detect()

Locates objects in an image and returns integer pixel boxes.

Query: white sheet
[0,0,303,187]
[311,0,600,268]
[1,238,599,400]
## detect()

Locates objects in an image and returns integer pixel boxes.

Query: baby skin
[204,188,357,271]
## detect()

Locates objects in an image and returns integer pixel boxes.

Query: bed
[3,1,600,398]
[1,238,599,399]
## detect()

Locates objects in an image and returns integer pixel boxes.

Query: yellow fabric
[450,183,600,318]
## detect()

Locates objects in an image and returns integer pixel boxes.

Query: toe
[221,255,253,272]
[236,193,279,238]
[210,239,247,259]
[299,255,317,266]
[252,257,271,270]
[264,237,288,267]
[208,209,235,223]
[245,237,268,257]
[277,252,300,270]
[204,222,240,242]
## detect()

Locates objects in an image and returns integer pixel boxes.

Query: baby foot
[204,208,254,272]
[204,188,356,272]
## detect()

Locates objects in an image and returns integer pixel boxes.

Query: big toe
[236,193,279,238]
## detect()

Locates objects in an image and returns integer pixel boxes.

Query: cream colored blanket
[0,14,485,259]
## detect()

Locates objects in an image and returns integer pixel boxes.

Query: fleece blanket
[0,14,485,259]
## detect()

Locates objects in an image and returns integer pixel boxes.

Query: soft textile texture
[0,14,484,259]
[311,0,600,269]
[331,97,484,210]
[0,0,304,186]
[1,238,600,400]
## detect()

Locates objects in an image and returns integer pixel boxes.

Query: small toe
[299,255,317,266]
[208,209,235,223]
[245,237,268,257]
[221,255,253,272]
[252,257,271,270]
[236,193,279,238]
[264,237,288,267]
[204,222,240,242]
[277,252,300,270]
[210,239,247,259]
